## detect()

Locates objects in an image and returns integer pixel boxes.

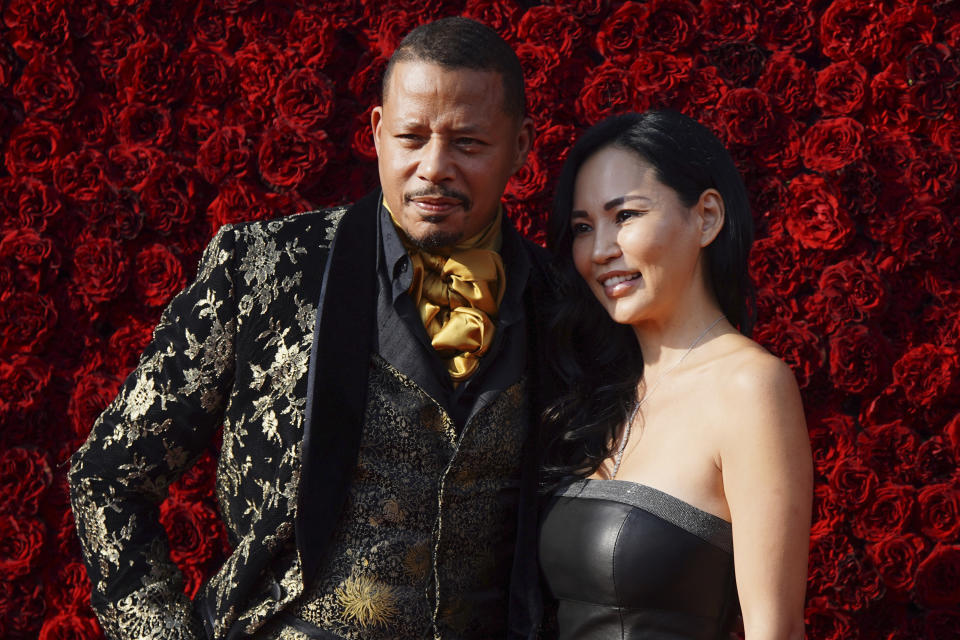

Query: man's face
[372,60,533,249]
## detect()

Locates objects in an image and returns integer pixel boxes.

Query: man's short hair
[381,17,526,119]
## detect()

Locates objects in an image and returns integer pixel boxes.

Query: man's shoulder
[227,204,353,248]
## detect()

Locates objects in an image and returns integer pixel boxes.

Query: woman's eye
[615,209,643,223]
[571,222,591,235]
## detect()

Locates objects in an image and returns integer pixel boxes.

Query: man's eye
[456,137,483,146]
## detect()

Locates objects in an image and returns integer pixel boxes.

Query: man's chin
[408,229,463,251]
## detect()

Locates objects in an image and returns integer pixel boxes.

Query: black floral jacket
[69,192,549,640]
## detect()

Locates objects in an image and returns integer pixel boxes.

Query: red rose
[931,118,960,155]
[683,65,728,110]
[0,448,51,517]
[207,180,275,229]
[914,436,956,485]
[756,51,815,117]
[915,544,960,608]
[596,2,649,61]
[0,354,52,418]
[758,2,816,54]
[53,149,111,204]
[235,40,290,107]
[905,43,960,117]
[752,315,824,389]
[517,5,587,59]
[750,229,808,299]
[815,61,868,116]
[801,117,865,173]
[811,484,844,538]
[577,62,636,124]
[827,322,889,394]
[804,597,857,640]
[349,106,378,162]
[1,580,45,639]
[783,174,854,251]
[107,143,165,192]
[706,41,767,86]
[89,12,146,74]
[807,414,856,480]
[884,205,955,267]
[0,515,45,578]
[68,368,122,439]
[516,42,562,99]
[828,456,878,509]
[893,343,958,410]
[257,119,332,190]
[853,483,915,541]
[505,150,548,201]
[169,451,218,501]
[462,0,522,37]
[535,122,577,174]
[275,68,335,130]
[191,4,234,50]
[365,7,422,60]
[905,148,958,205]
[868,63,918,131]
[0,227,60,292]
[286,10,337,68]
[177,105,221,154]
[13,52,81,121]
[184,47,234,107]
[159,497,222,566]
[857,421,919,484]
[4,119,63,178]
[0,178,63,233]
[347,53,387,103]
[73,237,129,304]
[134,244,186,308]
[866,533,928,595]
[0,292,57,353]
[116,102,174,147]
[37,613,100,640]
[115,36,183,105]
[4,2,71,60]
[630,51,692,103]
[71,96,116,148]
[715,87,776,146]
[106,318,156,375]
[197,126,252,185]
[809,256,886,331]
[139,163,197,235]
[807,531,853,596]
[918,483,960,543]
[634,0,697,52]
[820,0,887,64]
[879,4,936,64]
[699,0,758,46]
[947,414,960,464]
[46,561,92,612]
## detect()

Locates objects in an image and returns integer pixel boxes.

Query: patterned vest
[259,354,529,639]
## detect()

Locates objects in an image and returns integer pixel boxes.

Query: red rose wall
[0,0,958,638]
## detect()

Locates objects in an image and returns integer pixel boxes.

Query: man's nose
[417,137,455,183]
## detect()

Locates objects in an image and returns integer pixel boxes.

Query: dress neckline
[557,478,733,554]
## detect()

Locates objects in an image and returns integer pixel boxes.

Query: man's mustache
[404,186,472,211]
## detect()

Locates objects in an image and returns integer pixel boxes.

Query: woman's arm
[720,353,813,640]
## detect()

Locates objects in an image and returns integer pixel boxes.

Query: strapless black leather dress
[539,479,738,639]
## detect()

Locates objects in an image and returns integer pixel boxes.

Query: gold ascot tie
[387,202,505,384]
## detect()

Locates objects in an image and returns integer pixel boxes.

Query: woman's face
[570,146,705,327]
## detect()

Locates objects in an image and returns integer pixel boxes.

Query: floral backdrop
[0,0,958,638]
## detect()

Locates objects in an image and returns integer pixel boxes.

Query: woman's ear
[696,189,725,248]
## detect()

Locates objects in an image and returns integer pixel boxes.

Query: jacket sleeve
[69,225,238,640]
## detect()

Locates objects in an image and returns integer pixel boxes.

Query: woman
[539,111,812,640]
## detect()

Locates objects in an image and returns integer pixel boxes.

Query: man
[69,17,551,640]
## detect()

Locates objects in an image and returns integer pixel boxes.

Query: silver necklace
[609,314,725,479]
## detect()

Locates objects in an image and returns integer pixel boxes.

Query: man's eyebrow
[603,194,651,210]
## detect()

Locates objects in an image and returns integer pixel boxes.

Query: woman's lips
[599,272,642,297]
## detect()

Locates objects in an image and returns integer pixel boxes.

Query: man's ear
[696,189,725,248]
[511,116,535,174]
[371,106,383,157]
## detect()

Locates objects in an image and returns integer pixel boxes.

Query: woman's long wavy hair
[541,110,755,487]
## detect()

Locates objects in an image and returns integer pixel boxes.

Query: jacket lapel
[297,190,380,586]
